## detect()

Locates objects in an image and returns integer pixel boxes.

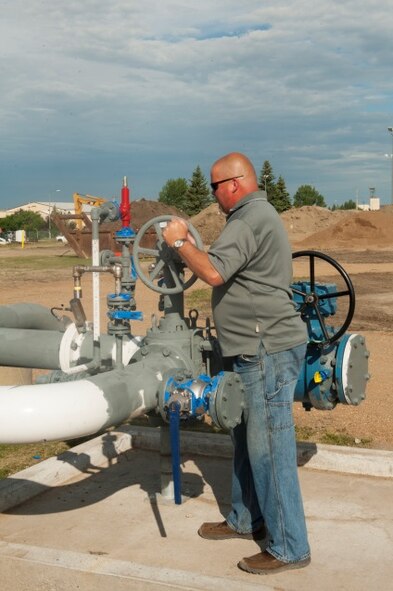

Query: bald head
[210,152,259,211]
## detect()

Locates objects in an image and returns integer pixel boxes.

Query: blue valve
[115,227,136,239]
[107,310,143,320]
[108,293,131,302]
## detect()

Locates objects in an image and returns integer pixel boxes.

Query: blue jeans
[226,341,310,563]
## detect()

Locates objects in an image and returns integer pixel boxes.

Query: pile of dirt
[280,206,352,244]
[94,200,393,253]
[130,199,188,231]
[297,209,393,250]
[190,203,226,244]
[190,204,353,247]
[99,199,188,234]
[191,203,393,252]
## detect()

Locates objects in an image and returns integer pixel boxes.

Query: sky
[1,0,393,210]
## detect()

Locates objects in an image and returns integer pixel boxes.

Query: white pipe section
[0,381,110,443]
[0,363,162,444]
[92,236,100,341]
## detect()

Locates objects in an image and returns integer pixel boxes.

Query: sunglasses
[210,175,244,192]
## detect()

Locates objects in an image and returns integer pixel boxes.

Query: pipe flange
[208,372,245,431]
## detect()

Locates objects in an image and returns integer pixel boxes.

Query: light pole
[48,189,61,238]
[263,174,269,198]
[388,127,393,206]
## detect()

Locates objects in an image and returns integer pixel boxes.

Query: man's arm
[162,218,224,287]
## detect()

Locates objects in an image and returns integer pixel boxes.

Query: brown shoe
[238,550,311,574]
[198,521,265,541]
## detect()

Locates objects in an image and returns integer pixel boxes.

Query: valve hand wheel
[292,250,355,345]
[133,215,204,294]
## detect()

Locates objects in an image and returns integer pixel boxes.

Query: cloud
[0,0,393,206]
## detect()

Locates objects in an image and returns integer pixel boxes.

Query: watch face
[174,239,185,248]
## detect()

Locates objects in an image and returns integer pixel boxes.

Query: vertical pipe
[91,210,100,342]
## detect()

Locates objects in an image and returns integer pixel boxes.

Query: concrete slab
[1,426,392,514]
[0,429,392,590]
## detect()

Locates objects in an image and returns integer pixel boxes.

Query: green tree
[158,178,188,211]
[272,175,291,213]
[183,165,212,216]
[258,160,276,197]
[0,210,46,233]
[293,185,326,208]
[331,199,357,211]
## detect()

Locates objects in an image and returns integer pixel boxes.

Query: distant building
[0,201,75,219]
[357,189,380,212]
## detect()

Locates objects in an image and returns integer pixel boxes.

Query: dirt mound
[297,210,393,250]
[130,199,188,231]
[281,206,352,244]
[190,204,352,247]
[122,201,388,253]
[190,203,226,244]
[98,201,393,252]
[100,199,187,234]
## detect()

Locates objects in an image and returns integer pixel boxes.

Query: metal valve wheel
[292,250,356,345]
[133,215,204,294]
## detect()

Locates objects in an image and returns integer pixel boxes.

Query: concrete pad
[1,426,392,514]
[0,430,392,591]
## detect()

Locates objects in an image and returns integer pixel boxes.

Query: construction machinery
[73,193,107,230]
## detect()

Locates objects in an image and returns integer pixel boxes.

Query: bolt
[140,346,148,356]
[222,396,227,402]
[162,348,170,357]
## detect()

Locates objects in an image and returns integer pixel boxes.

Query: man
[162,152,310,575]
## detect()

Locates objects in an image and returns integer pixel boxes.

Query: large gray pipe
[0,349,189,443]
[0,328,139,370]
[0,303,69,331]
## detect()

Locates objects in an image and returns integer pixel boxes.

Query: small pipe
[115,334,124,369]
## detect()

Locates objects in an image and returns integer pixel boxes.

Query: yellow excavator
[73,193,107,230]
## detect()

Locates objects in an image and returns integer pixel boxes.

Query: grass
[295,425,372,447]
[0,441,71,480]
[185,287,212,309]
[0,255,88,271]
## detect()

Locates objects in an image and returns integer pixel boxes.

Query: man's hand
[161,216,224,287]
[162,217,189,247]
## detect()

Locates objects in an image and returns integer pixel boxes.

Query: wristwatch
[172,238,187,249]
